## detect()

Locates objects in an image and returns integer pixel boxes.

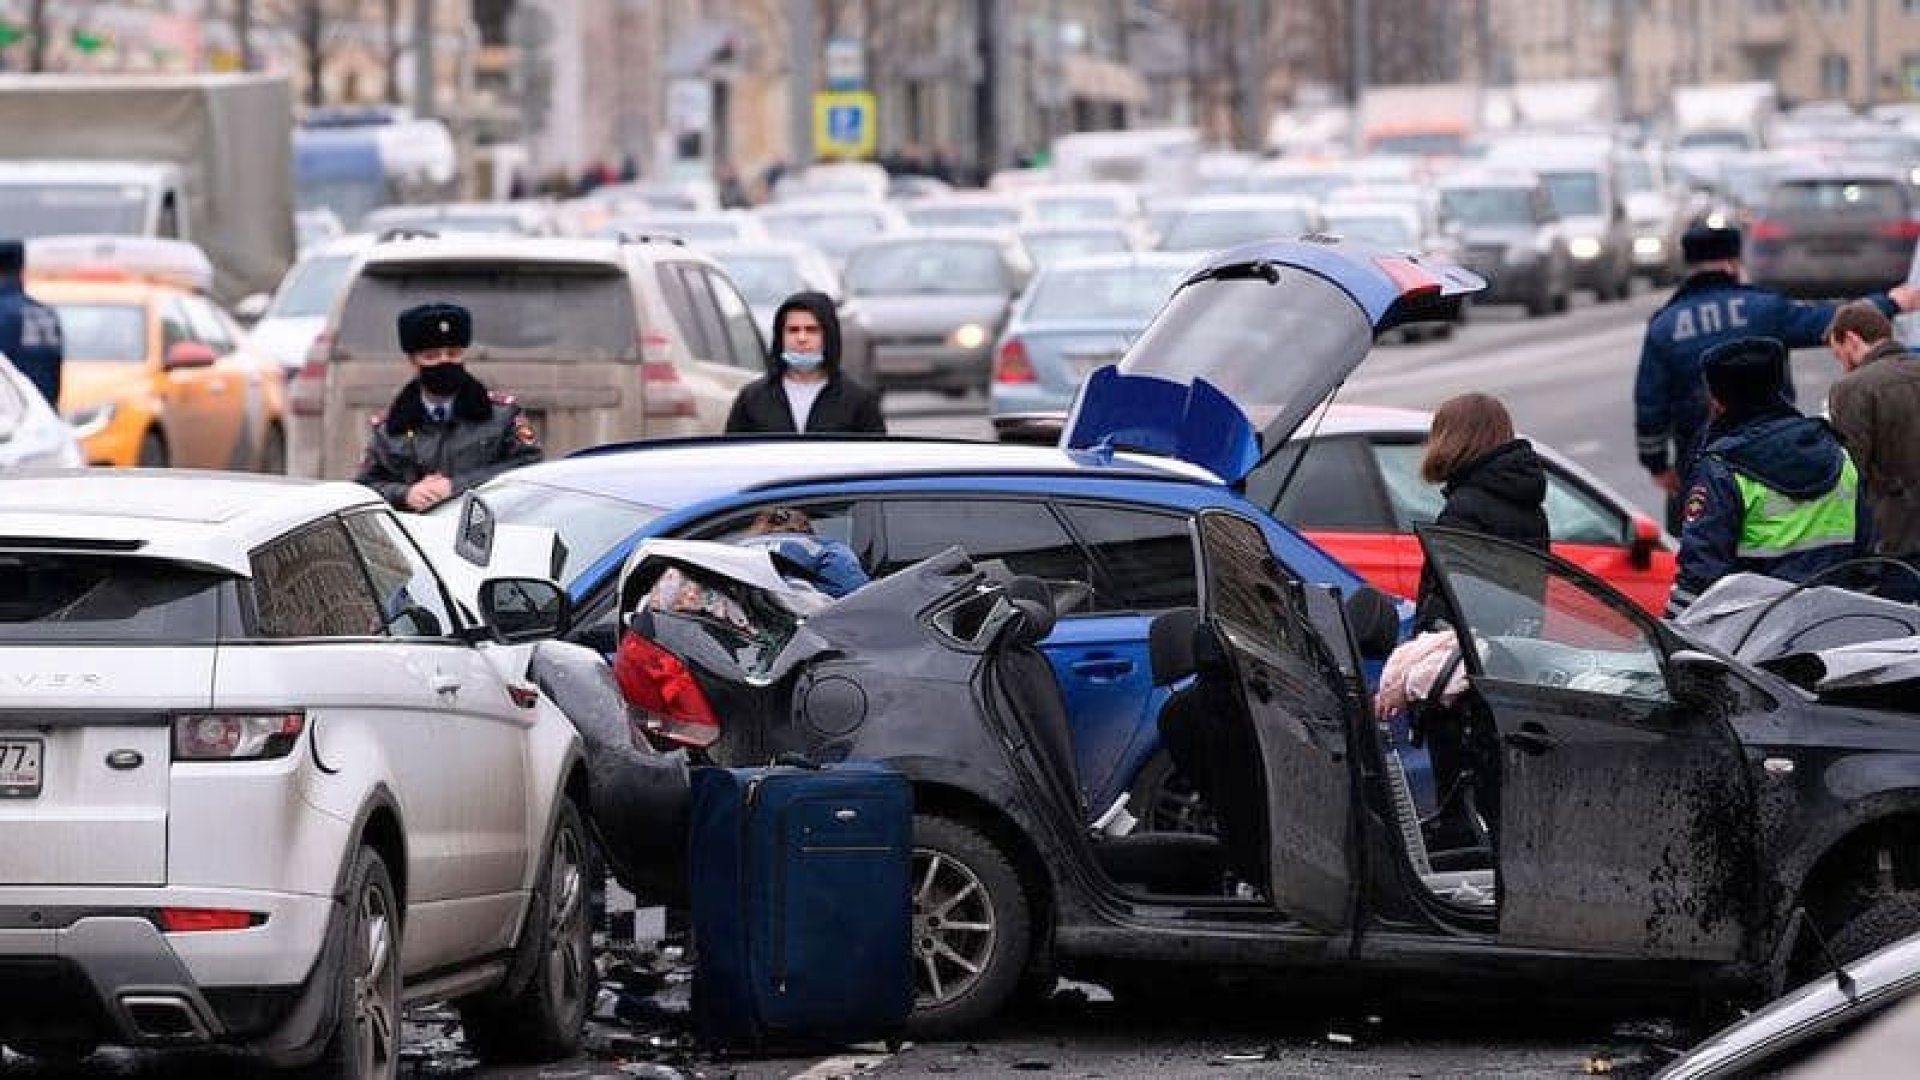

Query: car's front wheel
[458,798,594,1064]
[293,846,400,1080]
[908,813,1031,1039]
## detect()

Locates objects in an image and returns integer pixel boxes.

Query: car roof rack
[613,232,687,247]
[377,227,440,242]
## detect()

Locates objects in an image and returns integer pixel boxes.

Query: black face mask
[417,363,466,397]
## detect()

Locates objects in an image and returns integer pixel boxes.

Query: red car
[1246,404,1677,615]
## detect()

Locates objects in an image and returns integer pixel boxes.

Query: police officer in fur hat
[1666,336,1873,616]
[356,302,542,511]
[1634,224,1920,533]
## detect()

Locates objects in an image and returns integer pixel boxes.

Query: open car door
[1417,526,1759,960]
[1195,510,1358,930]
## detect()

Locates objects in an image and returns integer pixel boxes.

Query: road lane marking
[1565,439,1605,456]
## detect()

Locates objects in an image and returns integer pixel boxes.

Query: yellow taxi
[34,237,288,470]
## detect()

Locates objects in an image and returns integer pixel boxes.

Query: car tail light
[158,908,264,932]
[613,630,720,748]
[1877,219,1920,241]
[638,331,696,420]
[291,333,331,417]
[994,338,1036,384]
[173,712,305,761]
[1748,220,1790,241]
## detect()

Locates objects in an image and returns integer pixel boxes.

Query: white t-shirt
[782,377,827,431]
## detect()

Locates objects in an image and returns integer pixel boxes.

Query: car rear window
[717,254,809,306]
[1768,179,1907,216]
[1025,266,1181,322]
[846,242,1006,295]
[0,553,228,643]
[52,303,146,364]
[266,252,357,319]
[334,268,638,359]
[1160,208,1313,251]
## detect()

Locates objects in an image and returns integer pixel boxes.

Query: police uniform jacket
[1633,271,1898,475]
[355,368,542,509]
[0,278,64,406]
[1666,407,1872,615]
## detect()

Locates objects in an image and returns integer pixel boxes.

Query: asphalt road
[7,283,1835,1079]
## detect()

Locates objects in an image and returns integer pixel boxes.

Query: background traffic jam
[8,51,1920,1080]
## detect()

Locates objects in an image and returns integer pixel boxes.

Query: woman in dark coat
[1413,392,1552,631]
[724,291,886,434]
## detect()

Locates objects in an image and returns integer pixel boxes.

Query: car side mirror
[479,577,572,643]
[164,341,218,370]
[1667,649,1729,707]
[1629,515,1661,571]
[233,293,271,325]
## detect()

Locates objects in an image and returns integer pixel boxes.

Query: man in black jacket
[725,291,886,434]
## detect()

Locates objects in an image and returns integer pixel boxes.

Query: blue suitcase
[688,761,914,1047]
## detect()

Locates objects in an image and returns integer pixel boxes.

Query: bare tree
[302,0,326,105]
[28,0,47,72]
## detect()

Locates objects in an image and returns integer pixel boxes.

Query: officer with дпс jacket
[1634,225,1920,532]
[356,302,543,511]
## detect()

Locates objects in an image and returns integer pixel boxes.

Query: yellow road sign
[814,90,877,159]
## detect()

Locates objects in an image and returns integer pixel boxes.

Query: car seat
[1148,606,1268,894]
[990,579,1227,896]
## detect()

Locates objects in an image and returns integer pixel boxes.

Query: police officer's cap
[397,302,472,354]
[0,240,25,274]
[1702,336,1788,408]
[1681,224,1742,264]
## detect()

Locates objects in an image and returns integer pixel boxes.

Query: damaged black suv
[598,241,1920,1035]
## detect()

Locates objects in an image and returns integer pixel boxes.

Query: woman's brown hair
[1420,393,1515,485]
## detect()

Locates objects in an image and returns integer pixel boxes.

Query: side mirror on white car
[480,577,572,643]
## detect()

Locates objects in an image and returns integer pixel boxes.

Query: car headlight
[949,323,989,350]
[1568,236,1603,260]
[63,401,115,438]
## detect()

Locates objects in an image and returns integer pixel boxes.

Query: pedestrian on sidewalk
[1666,336,1871,617]
[1826,302,1920,599]
[1633,224,1920,533]
[725,291,885,435]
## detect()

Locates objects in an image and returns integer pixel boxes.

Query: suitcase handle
[774,752,821,770]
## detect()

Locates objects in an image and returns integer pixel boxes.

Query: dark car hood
[1062,238,1484,484]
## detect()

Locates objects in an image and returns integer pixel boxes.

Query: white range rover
[0,470,594,1077]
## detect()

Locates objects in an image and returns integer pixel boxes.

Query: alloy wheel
[911,849,998,1007]
[352,878,398,1077]
[541,823,589,1017]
